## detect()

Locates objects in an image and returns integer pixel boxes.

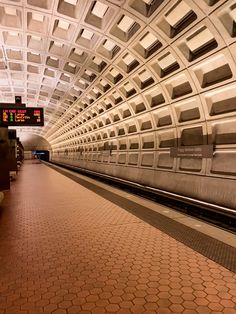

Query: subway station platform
[0,161,235,314]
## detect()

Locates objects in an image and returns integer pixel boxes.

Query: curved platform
[0,161,235,314]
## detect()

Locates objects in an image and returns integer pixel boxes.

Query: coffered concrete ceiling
[0,0,236,156]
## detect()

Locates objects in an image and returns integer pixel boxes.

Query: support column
[8,130,17,180]
[0,127,10,191]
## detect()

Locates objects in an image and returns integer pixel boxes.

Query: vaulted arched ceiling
[1,0,236,158]
[19,132,51,151]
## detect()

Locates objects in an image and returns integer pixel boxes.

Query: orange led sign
[0,107,44,126]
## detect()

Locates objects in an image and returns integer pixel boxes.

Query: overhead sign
[0,107,44,126]
[170,145,214,158]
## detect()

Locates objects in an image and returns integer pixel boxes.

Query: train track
[48,160,236,233]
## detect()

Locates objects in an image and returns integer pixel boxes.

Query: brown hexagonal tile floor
[0,162,235,313]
